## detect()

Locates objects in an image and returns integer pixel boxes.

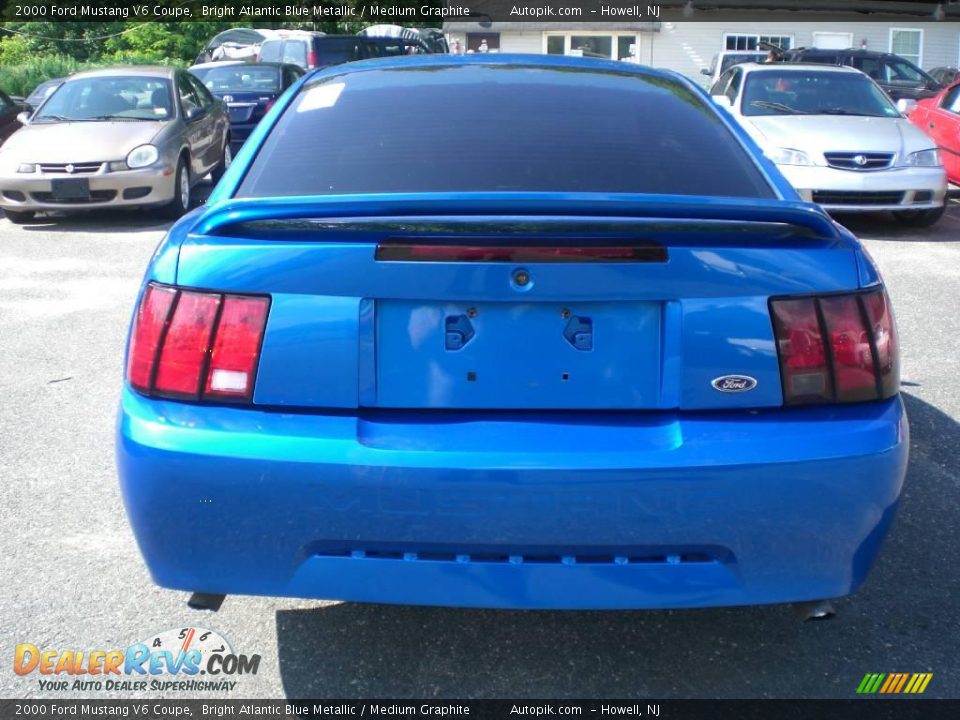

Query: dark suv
[774,48,942,101]
[258,33,432,72]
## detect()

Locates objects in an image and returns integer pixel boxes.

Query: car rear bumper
[781,164,946,213]
[0,165,177,212]
[227,123,255,152]
[117,389,909,609]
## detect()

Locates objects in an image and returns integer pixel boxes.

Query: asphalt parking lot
[1,190,958,700]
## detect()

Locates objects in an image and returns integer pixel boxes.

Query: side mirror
[896,98,917,114]
[16,111,31,125]
[712,95,732,109]
[185,105,204,122]
[700,68,711,76]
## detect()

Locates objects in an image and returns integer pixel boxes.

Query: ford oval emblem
[711,375,758,393]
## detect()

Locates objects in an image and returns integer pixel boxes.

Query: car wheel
[4,210,35,225]
[893,205,946,228]
[210,140,232,184]
[161,158,191,219]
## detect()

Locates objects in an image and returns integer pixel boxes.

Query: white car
[700,51,767,89]
[710,63,947,226]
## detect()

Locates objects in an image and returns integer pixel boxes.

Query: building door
[812,32,853,50]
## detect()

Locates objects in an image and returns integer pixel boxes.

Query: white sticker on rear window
[297,82,345,112]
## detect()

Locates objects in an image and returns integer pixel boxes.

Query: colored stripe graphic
[857,673,886,694]
[857,673,932,694]
[879,674,898,693]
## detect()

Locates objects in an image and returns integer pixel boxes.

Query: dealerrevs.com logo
[14,627,260,693]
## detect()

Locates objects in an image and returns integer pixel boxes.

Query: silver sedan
[0,66,231,224]
[711,63,947,227]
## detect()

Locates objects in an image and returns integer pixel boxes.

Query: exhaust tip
[794,599,836,622]
[187,592,226,612]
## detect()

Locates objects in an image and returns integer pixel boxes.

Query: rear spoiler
[192,192,841,241]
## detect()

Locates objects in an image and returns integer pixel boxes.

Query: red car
[908,81,960,184]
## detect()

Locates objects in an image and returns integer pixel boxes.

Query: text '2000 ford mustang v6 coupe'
[117,55,908,612]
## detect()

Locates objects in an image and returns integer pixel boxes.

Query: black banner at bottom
[3,700,959,720]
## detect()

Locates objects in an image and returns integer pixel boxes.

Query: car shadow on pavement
[4,182,213,234]
[274,392,958,699]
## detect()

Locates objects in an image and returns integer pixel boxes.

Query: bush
[0,54,181,98]
[0,55,85,98]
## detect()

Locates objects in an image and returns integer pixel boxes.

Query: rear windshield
[237,64,774,199]
[259,40,282,63]
[195,66,281,93]
[282,41,308,67]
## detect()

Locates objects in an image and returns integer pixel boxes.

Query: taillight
[127,284,177,393]
[204,296,271,399]
[771,289,899,405]
[126,283,270,403]
[307,50,318,69]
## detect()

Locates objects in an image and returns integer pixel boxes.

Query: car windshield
[742,70,900,117]
[238,64,774,199]
[195,66,281,93]
[27,80,61,104]
[32,76,173,122]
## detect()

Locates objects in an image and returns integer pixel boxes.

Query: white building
[444,5,960,83]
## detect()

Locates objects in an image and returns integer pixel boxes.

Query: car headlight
[767,147,813,166]
[902,149,942,167]
[17,163,36,174]
[126,145,159,169]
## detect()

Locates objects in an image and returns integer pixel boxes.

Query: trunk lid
[175,194,860,411]
[212,90,275,124]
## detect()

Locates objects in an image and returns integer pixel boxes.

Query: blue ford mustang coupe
[117,55,908,611]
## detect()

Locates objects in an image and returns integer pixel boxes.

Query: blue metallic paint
[118,389,907,608]
[174,232,860,411]
[119,54,909,609]
[376,300,662,409]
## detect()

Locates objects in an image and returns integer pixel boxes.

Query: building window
[724,34,793,51]
[466,33,499,53]
[571,35,612,59]
[543,33,639,61]
[889,28,922,66]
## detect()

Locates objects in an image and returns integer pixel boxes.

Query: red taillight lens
[771,289,899,406]
[153,292,221,397]
[819,295,878,403]
[862,290,900,398]
[770,297,831,404]
[375,242,667,263]
[126,283,270,403]
[204,296,270,400]
[127,284,177,393]
[307,50,318,69]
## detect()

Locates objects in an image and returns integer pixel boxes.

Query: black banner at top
[1,0,960,23]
